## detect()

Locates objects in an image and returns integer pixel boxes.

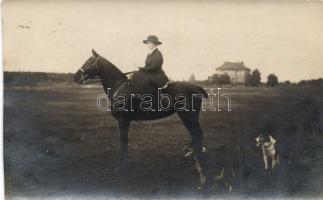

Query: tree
[221,73,231,85]
[245,73,251,86]
[283,80,291,85]
[188,74,196,82]
[211,73,231,85]
[267,74,278,87]
[248,69,261,87]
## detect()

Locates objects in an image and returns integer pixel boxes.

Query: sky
[2,0,323,82]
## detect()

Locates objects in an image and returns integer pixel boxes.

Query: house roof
[216,61,251,71]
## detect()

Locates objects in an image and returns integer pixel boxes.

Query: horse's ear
[92,49,99,58]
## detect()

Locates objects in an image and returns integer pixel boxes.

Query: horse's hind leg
[177,111,204,159]
[178,111,206,188]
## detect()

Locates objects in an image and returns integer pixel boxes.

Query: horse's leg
[117,118,131,171]
[177,111,204,159]
[178,111,206,189]
[178,111,205,187]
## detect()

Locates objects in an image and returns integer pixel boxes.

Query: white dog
[255,134,280,170]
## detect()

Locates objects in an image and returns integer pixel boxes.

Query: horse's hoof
[197,185,203,191]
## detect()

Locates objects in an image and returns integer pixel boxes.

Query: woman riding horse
[138,35,169,89]
[73,43,208,174]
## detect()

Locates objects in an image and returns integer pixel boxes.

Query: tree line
[192,69,279,87]
[190,69,323,88]
[4,71,74,87]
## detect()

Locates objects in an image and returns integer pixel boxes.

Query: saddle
[126,70,170,94]
[112,71,173,113]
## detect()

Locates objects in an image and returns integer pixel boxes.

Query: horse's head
[73,49,101,84]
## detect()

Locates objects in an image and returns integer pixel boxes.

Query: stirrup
[160,82,170,90]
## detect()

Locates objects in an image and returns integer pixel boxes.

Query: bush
[297,78,323,88]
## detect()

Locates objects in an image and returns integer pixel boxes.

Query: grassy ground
[4,85,323,199]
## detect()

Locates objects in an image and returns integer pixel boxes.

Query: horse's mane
[99,56,127,81]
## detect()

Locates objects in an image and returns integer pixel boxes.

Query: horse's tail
[191,85,208,99]
[197,86,208,99]
[190,85,209,99]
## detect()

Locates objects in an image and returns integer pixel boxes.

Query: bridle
[79,55,137,84]
[80,56,102,84]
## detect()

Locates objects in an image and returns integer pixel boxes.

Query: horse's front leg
[116,118,130,171]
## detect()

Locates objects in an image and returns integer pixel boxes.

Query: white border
[0,0,5,199]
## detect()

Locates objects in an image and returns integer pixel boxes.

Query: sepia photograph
[2,0,323,199]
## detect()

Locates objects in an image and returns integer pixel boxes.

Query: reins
[83,71,136,84]
[82,76,102,84]
[123,70,136,75]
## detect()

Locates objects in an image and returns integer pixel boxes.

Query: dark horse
[73,49,208,170]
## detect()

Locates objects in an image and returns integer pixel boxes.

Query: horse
[73,49,208,171]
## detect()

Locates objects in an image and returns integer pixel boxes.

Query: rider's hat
[143,35,162,45]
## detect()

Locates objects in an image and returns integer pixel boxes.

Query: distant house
[216,61,251,84]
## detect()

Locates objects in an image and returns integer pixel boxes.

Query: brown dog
[184,146,237,193]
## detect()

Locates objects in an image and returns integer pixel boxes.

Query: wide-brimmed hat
[143,35,162,45]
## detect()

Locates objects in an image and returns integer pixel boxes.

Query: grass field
[4,85,323,199]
